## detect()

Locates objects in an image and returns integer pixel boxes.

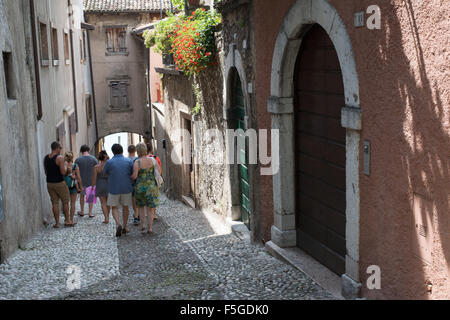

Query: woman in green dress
[131,143,160,234]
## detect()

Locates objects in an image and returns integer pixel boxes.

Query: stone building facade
[0,0,96,262]
[149,1,263,241]
[83,0,172,146]
[150,0,450,300]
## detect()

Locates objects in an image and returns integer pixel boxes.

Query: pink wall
[150,46,164,103]
[254,0,450,299]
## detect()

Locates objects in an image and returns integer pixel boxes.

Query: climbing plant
[171,8,221,76]
[144,8,221,76]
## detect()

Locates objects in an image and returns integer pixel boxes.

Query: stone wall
[159,2,261,241]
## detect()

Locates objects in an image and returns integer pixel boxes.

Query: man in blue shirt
[103,144,134,237]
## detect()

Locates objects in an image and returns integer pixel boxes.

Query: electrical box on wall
[363,140,371,176]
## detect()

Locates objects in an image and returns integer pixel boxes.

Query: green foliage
[171,0,185,10]
[144,12,181,55]
[172,8,221,76]
[143,8,221,76]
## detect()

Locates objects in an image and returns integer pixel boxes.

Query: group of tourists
[43,141,162,237]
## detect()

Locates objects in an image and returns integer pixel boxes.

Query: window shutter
[106,29,112,52]
[120,82,128,107]
[119,30,126,51]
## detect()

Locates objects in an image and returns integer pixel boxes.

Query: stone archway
[222,46,257,233]
[268,0,362,298]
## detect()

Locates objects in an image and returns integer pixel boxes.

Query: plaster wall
[254,0,450,299]
[34,0,94,223]
[86,13,158,141]
[0,0,44,262]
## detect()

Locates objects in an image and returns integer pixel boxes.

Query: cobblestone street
[0,194,336,300]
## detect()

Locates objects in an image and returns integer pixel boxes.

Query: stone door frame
[223,45,256,232]
[268,0,362,297]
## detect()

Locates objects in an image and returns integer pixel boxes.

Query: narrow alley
[0,194,335,300]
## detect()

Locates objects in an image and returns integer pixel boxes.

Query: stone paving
[0,193,336,300]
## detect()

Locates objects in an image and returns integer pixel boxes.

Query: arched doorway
[229,70,251,229]
[294,24,346,275]
[267,0,362,298]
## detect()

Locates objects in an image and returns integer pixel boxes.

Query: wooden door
[233,74,251,229]
[294,25,346,275]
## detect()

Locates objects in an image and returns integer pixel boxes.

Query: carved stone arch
[222,45,257,233]
[268,0,362,298]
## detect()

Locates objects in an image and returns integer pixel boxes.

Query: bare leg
[52,203,60,227]
[132,197,137,219]
[88,203,94,217]
[62,202,70,225]
[122,206,130,232]
[100,197,110,223]
[148,208,155,233]
[138,207,145,230]
[112,206,121,226]
[70,193,77,224]
[79,194,85,215]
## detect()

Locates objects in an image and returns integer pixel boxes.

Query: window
[0,168,4,223]
[2,52,16,100]
[82,30,87,62]
[109,80,129,109]
[86,95,93,125]
[39,22,49,66]
[51,27,59,65]
[64,31,70,64]
[105,26,127,54]
[80,38,84,63]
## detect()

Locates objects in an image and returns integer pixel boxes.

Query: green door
[233,76,251,229]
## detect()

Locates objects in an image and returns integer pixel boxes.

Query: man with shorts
[43,142,70,228]
[103,144,134,237]
[75,145,98,218]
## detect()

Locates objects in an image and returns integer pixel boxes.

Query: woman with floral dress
[131,143,160,234]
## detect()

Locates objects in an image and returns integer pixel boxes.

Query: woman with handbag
[91,151,110,224]
[131,143,160,234]
[64,152,83,227]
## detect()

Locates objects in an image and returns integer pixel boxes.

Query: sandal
[77,212,85,217]
[53,224,60,229]
[102,220,109,224]
[89,215,95,218]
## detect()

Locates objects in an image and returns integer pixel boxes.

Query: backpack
[64,164,77,189]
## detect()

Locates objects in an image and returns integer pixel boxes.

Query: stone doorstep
[265,241,344,300]
[181,195,196,209]
[229,221,250,241]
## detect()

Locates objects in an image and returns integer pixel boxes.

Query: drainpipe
[185,0,189,16]
[29,0,42,120]
[85,24,99,143]
[147,47,153,141]
[67,0,78,132]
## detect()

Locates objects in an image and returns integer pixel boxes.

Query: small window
[105,27,127,54]
[2,52,16,100]
[39,22,49,66]
[109,80,129,108]
[64,31,70,64]
[86,95,93,125]
[80,38,84,63]
[0,168,4,223]
[51,27,59,65]
[82,30,87,62]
